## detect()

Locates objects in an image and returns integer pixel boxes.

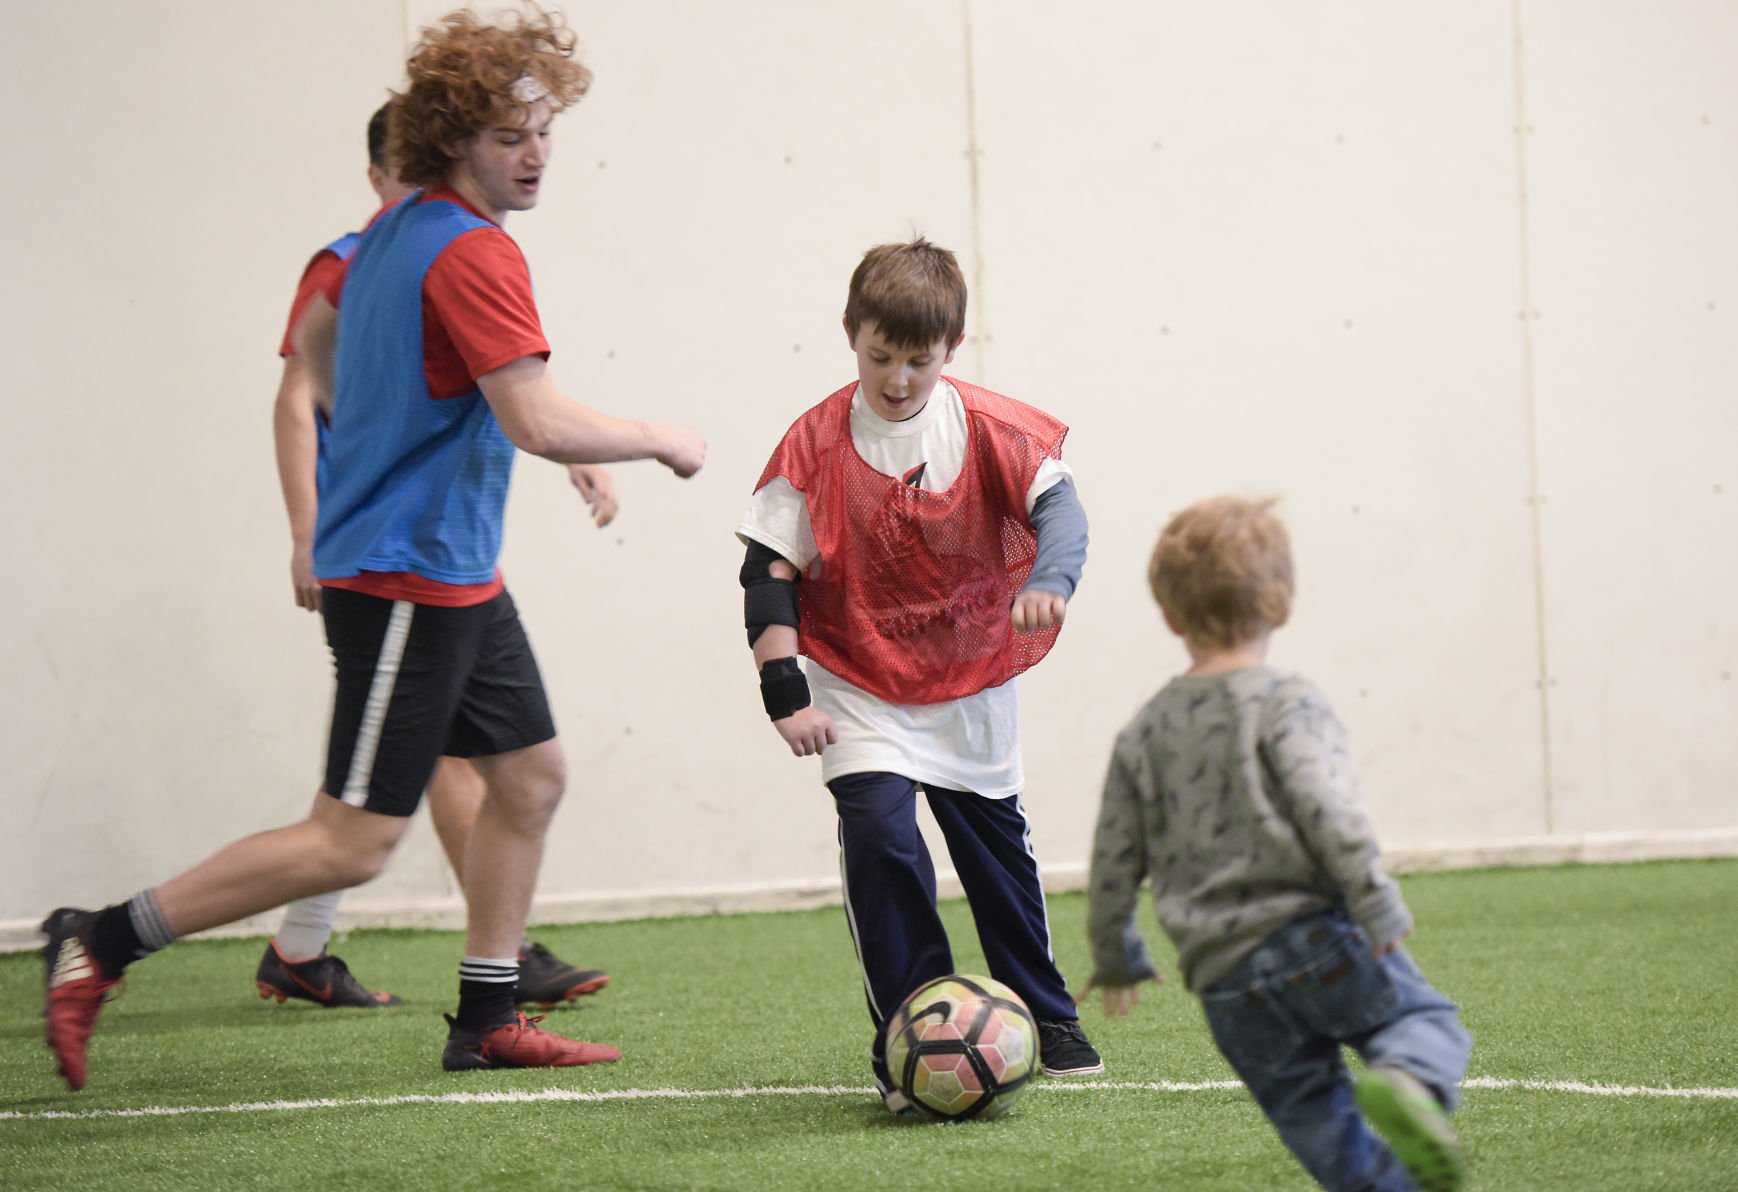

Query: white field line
[2,1076,1735,1123]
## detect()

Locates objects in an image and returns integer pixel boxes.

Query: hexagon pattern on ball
[885,973,1037,1120]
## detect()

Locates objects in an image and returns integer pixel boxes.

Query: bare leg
[462,738,566,960]
[447,749,610,1004]
[270,790,352,958]
[425,756,487,890]
[154,794,409,937]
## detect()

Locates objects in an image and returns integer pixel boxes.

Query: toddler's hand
[1372,926,1412,958]
[1074,975,1163,1017]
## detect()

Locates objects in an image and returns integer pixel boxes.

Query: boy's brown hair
[392,5,592,189]
[1148,496,1294,649]
[843,237,968,350]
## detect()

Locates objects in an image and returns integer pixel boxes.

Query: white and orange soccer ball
[884,973,1038,1120]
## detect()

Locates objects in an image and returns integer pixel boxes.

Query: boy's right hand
[657,426,707,478]
[774,707,836,757]
[291,544,320,612]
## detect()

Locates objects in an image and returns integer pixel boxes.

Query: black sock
[88,904,144,978]
[454,957,519,1031]
[88,890,177,978]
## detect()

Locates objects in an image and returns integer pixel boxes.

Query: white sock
[273,891,345,961]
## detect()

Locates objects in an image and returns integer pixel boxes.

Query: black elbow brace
[741,541,800,646]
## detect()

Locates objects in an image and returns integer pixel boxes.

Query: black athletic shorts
[320,586,557,816]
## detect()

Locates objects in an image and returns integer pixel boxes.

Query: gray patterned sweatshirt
[1086,666,1412,993]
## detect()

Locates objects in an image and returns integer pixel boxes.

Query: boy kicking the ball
[1078,495,1472,1191]
[737,237,1101,1114]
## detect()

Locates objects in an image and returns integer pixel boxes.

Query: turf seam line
[3,1076,1735,1122]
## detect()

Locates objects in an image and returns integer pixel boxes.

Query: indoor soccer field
[3,860,1734,1191]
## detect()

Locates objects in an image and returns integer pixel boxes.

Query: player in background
[42,5,705,1089]
[259,102,611,1011]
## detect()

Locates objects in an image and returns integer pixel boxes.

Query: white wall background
[2,1,1734,947]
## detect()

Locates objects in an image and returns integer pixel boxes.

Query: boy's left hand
[1011,590,1067,633]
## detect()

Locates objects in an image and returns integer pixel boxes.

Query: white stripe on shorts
[340,600,416,808]
[837,830,883,1021]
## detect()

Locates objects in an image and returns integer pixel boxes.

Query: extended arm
[479,357,704,477]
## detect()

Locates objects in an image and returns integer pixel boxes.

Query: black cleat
[515,941,609,1007]
[255,942,403,1008]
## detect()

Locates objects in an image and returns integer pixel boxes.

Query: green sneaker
[1355,1066,1466,1192]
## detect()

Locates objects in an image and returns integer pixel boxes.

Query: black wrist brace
[759,657,811,721]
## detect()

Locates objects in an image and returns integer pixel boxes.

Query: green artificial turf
[2,860,1734,1190]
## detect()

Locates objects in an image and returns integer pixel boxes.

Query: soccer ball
[885,973,1037,1121]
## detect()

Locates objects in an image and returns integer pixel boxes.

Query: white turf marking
[3,1077,1735,1123]
[1045,1077,1738,1100]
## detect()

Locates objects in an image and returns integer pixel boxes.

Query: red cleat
[42,908,122,1092]
[441,1011,622,1070]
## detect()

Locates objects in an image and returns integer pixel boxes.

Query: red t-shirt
[280,250,348,357]
[318,190,549,606]
[321,189,549,395]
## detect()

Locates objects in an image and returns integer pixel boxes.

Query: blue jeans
[1200,909,1472,1192]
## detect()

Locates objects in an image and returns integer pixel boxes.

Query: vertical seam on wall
[1512,0,1555,834]
[961,0,988,379]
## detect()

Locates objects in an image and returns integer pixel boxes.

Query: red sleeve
[421,227,550,397]
[318,253,350,310]
[280,251,348,357]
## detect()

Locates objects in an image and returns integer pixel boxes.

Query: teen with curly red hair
[41,5,705,1088]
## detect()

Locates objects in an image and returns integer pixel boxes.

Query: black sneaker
[515,941,609,1007]
[255,942,403,1008]
[1037,1018,1104,1076]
